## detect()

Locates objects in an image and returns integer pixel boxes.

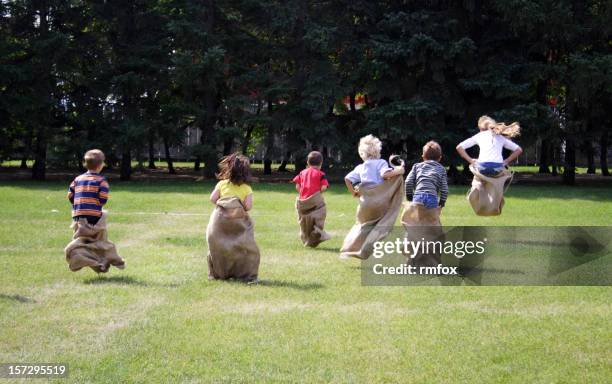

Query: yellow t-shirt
[215,179,253,201]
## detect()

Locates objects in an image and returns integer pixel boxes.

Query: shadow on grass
[256,279,324,290]
[0,293,35,303]
[314,246,340,253]
[83,275,180,288]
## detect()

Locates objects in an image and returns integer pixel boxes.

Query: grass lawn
[1,180,611,383]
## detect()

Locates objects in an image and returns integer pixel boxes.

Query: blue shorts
[477,162,504,176]
[413,193,439,209]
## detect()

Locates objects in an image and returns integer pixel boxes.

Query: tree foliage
[1,0,610,182]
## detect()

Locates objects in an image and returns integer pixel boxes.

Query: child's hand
[352,190,361,198]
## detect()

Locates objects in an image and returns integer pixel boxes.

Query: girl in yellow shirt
[210,153,253,210]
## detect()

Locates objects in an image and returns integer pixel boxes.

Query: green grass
[0,181,611,383]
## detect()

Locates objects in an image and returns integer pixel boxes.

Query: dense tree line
[0,0,610,183]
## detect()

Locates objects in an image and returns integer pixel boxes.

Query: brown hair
[84,149,105,170]
[422,141,442,161]
[307,151,323,166]
[216,153,251,185]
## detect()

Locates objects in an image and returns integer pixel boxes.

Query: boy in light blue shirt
[345,134,404,196]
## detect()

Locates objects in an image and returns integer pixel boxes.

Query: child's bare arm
[243,193,253,211]
[345,178,359,197]
[321,185,328,192]
[67,181,75,204]
[503,147,523,167]
[210,189,220,204]
[382,167,404,180]
[456,145,477,165]
[295,183,301,193]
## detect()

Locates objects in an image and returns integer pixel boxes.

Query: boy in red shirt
[293,151,329,198]
[292,151,331,247]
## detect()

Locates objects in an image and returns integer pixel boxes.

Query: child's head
[422,141,442,161]
[307,151,323,168]
[478,115,496,131]
[358,134,382,161]
[84,149,105,172]
[217,153,251,185]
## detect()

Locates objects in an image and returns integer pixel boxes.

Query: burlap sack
[340,173,405,260]
[467,164,513,216]
[64,212,124,273]
[206,197,260,281]
[401,202,443,267]
[295,192,330,247]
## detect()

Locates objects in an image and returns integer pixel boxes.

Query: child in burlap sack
[292,151,331,247]
[207,153,260,282]
[65,149,124,273]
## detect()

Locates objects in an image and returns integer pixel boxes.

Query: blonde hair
[84,149,105,170]
[478,115,521,138]
[358,134,382,161]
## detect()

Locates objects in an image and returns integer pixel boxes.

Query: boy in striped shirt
[405,141,448,209]
[67,149,109,225]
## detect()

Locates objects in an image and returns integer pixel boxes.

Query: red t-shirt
[292,167,329,199]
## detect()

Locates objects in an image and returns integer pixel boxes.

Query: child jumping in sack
[402,141,448,267]
[456,115,522,176]
[293,151,330,247]
[456,116,522,216]
[405,141,448,209]
[207,153,260,282]
[340,135,405,260]
[344,134,404,195]
[65,149,124,273]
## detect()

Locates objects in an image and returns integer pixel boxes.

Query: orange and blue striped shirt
[67,172,109,222]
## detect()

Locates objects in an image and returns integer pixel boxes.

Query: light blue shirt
[345,159,392,188]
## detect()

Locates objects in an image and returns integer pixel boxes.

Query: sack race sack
[401,202,443,267]
[64,212,124,273]
[295,192,330,247]
[206,197,260,281]
[467,164,513,216]
[340,170,405,260]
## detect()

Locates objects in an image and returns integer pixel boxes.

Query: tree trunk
[136,147,144,170]
[263,99,274,175]
[563,137,576,185]
[277,150,291,172]
[20,127,33,169]
[223,138,233,155]
[31,4,50,180]
[294,151,307,174]
[551,144,559,176]
[538,139,550,173]
[148,130,156,169]
[242,124,254,154]
[163,135,175,174]
[31,127,47,180]
[601,131,610,176]
[120,150,131,181]
[584,140,596,174]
